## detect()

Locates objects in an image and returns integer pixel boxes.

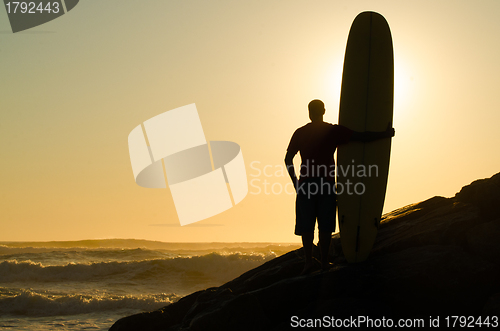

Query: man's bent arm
[284,151,298,190]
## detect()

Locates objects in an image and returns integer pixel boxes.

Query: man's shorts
[294,177,336,236]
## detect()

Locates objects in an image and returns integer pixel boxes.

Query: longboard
[337,12,394,263]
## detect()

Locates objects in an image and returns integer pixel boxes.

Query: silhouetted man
[285,99,394,274]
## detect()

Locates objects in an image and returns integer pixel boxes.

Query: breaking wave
[0,287,178,316]
[0,252,275,283]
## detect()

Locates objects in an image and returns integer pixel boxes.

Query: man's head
[308,99,325,122]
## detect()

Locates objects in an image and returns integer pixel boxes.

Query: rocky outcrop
[110,172,500,331]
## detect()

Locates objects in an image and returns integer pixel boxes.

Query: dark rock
[189,293,269,331]
[467,219,500,264]
[109,172,500,331]
[455,172,500,220]
[109,290,203,331]
[483,293,500,316]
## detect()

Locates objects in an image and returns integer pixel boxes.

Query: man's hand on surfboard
[385,122,395,138]
[350,123,394,142]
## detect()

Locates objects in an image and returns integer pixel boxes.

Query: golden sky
[1,0,499,242]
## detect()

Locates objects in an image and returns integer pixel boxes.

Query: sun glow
[324,57,412,124]
[323,57,345,115]
[394,58,413,118]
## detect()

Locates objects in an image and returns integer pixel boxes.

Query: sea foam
[0,287,177,316]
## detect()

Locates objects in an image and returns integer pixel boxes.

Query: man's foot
[300,258,320,275]
[321,262,333,272]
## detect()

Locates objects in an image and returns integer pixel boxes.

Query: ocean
[0,240,300,330]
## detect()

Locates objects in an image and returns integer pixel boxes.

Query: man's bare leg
[319,231,332,270]
[300,232,314,275]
